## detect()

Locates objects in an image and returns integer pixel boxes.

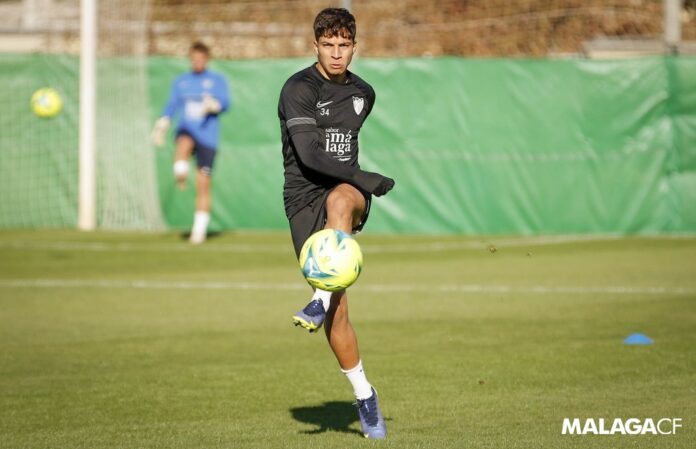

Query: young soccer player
[151,42,231,244]
[277,8,395,439]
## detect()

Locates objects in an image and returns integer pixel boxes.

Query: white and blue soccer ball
[299,228,363,292]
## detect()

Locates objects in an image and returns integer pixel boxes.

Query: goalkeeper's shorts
[176,130,217,176]
[288,186,371,258]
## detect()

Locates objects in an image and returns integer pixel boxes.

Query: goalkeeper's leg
[174,135,195,190]
[190,168,211,245]
[189,144,216,245]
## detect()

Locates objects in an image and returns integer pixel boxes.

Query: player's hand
[151,117,170,147]
[373,176,395,197]
[355,171,395,197]
[202,94,222,115]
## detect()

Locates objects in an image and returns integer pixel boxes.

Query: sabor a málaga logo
[324,128,353,161]
[562,418,682,435]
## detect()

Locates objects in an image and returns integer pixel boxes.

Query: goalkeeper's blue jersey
[162,69,231,149]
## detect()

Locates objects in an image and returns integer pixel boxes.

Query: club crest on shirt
[203,78,213,89]
[352,96,364,115]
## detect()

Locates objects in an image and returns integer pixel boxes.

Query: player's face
[314,34,356,81]
[190,51,209,73]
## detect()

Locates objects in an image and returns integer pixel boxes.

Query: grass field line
[0,234,645,254]
[1,278,693,295]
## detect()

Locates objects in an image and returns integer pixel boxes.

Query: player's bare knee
[327,194,352,219]
[327,184,364,216]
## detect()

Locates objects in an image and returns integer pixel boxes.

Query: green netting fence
[2,54,695,234]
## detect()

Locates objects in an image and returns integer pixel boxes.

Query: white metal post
[342,0,352,12]
[664,0,682,53]
[79,0,97,230]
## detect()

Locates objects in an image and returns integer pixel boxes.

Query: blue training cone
[624,333,654,345]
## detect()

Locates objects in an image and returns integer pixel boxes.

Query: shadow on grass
[290,401,362,435]
[179,230,224,241]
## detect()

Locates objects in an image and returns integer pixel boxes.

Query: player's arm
[217,75,232,112]
[201,74,231,116]
[290,131,393,196]
[151,78,180,147]
[280,79,394,196]
[161,78,180,119]
[364,84,376,119]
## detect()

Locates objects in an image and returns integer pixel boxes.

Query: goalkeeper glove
[151,117,170,147]
[202,94,222,115]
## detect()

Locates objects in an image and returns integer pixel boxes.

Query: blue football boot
[355,388,387,439]
[292,299,326,333]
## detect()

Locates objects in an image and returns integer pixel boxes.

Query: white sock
[312,289,333,312]
[341,360,373,400]
[173,160,189,178]
[190,211,210,242]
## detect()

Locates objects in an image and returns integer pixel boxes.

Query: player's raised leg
[173,134,195,190]
[293,183,365,332]
[324,183,366,233]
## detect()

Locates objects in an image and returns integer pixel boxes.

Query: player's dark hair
[190,41,211,56]
[314,8,356,42]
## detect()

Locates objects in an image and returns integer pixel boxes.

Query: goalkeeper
[151,42,231,244]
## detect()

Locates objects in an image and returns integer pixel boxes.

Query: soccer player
[151,42,231,244]
[277,8,394,439]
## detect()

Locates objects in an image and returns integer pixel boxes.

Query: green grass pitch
[0,230,694,448]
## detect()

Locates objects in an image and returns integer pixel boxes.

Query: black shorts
[176,130,217,176]
[289,188,372,258]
